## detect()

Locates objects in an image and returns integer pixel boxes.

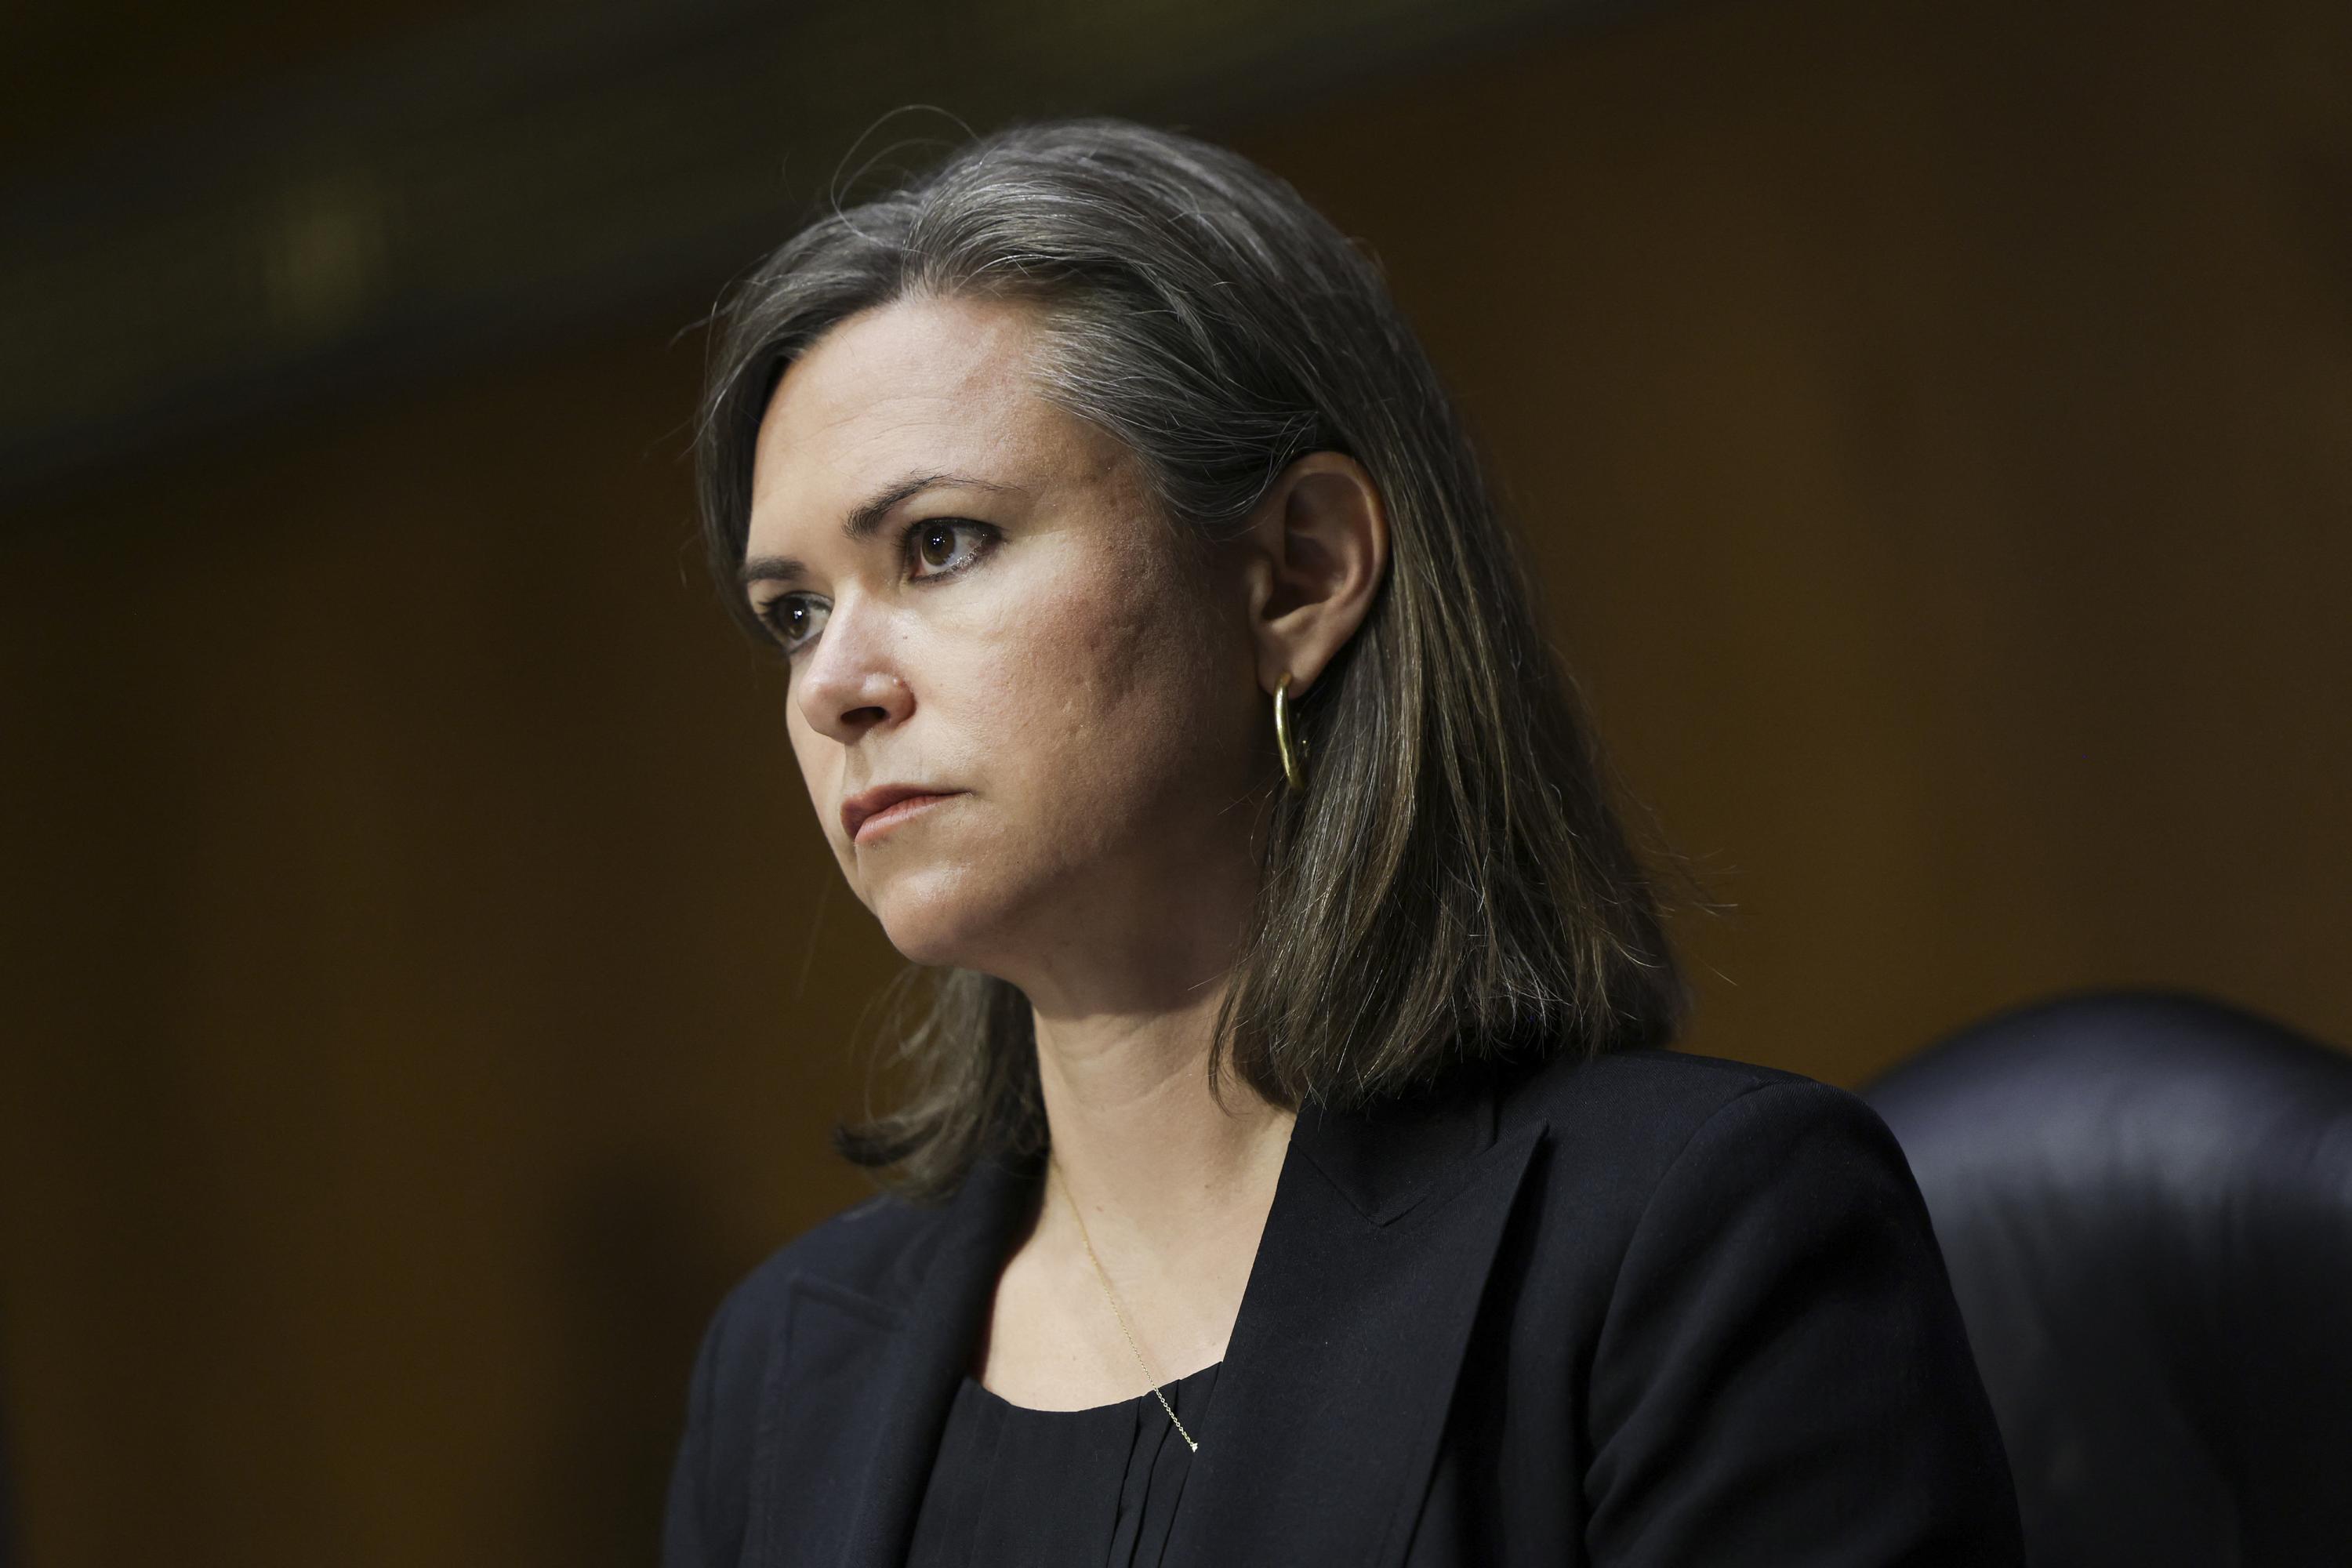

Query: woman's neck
[972,991,1294,1400]
[1029,985,1297,1270]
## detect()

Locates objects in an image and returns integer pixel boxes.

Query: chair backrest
[1863,990,2352,1567]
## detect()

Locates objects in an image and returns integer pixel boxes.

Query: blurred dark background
[2,0,2347,1562]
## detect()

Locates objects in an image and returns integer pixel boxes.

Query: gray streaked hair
[696,116,1693,1203]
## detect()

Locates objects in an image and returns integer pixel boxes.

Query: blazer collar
[810,1062,1547,1568]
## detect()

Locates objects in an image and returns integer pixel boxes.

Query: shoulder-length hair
[696,116,1693,1203]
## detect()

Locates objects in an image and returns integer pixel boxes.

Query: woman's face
[741,292,1268,1001]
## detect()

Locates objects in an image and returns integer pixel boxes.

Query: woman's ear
[1243,450,1391,698]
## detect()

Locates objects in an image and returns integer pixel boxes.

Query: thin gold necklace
[1046,1153,1201,1454]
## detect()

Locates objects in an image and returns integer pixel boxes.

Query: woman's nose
[793,596,912,744]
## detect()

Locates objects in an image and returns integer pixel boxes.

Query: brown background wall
[3,0,2346,1562]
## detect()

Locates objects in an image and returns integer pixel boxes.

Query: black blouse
[905,1359,1224,1566]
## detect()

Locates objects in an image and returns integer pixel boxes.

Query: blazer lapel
[1166,1069,1547,1568]
[757,1146,1041,1568]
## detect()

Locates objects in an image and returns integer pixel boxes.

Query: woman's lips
[852,792,961,846]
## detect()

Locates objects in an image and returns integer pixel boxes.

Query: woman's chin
[878,925,966,970]
[867,877,1022,971]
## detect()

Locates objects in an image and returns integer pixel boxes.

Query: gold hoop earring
[1275,672,1310,797]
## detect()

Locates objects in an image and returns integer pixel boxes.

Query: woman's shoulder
[1501,1044,1916,1214]
[709,1185,948,1334]
[1504,1047,2023,1559]
[1508,1041,1864,1132]
[676,1188,948,1447]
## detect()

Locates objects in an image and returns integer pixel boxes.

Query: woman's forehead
[744,296,1134,557]
[774,296,1045,441]
[750,302,1040,521]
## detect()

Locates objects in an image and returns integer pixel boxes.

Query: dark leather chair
[1863,990,2352,1567]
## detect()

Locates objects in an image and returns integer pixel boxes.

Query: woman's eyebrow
[739,471,1022,586]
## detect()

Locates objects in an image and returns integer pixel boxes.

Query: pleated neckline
[906,1357,1224,1565]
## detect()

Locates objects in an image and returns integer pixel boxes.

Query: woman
[662,118,2022,1566]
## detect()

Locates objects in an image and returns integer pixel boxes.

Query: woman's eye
[761,595,827,653]
[909,519,990,576]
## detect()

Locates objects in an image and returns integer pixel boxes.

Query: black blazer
[662,1047,2025,1566]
